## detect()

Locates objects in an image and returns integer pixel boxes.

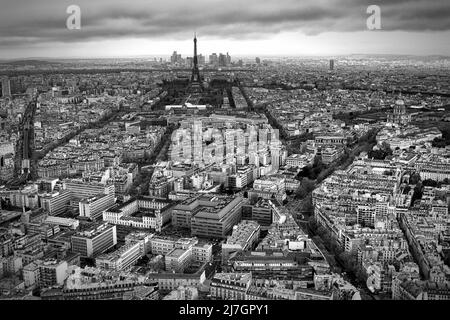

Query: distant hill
[0,59,63,66]
[347,54,450,61]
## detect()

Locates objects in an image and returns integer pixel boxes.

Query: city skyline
[1,0,450,306]
[1,0,450,59]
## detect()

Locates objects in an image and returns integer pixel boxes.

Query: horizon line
[1,52,450,62]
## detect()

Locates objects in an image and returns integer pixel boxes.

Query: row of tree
[310,218,367,283]
[368,141,393,160]
[432,126,450,148]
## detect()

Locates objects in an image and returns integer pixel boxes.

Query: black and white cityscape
[0,0,450,303]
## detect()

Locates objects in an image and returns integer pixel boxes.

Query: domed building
[387,98,411,126]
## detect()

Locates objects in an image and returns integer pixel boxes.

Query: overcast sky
[0,0,449,59]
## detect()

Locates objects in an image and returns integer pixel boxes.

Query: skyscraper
[329,59,335,71]
[198,54,206,65]
[218,53,227,67]
[171,51,182,64]
[209,53,218,66]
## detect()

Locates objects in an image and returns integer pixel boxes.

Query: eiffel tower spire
[191,32,201,83]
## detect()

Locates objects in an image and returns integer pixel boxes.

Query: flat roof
[166,248,188,258]
[131,209,157,218]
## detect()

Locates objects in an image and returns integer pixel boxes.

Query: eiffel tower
[188,33,203,94]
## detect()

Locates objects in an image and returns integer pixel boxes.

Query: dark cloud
[0,0,448,47]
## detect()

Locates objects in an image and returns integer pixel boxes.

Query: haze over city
[0,0,450,59]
